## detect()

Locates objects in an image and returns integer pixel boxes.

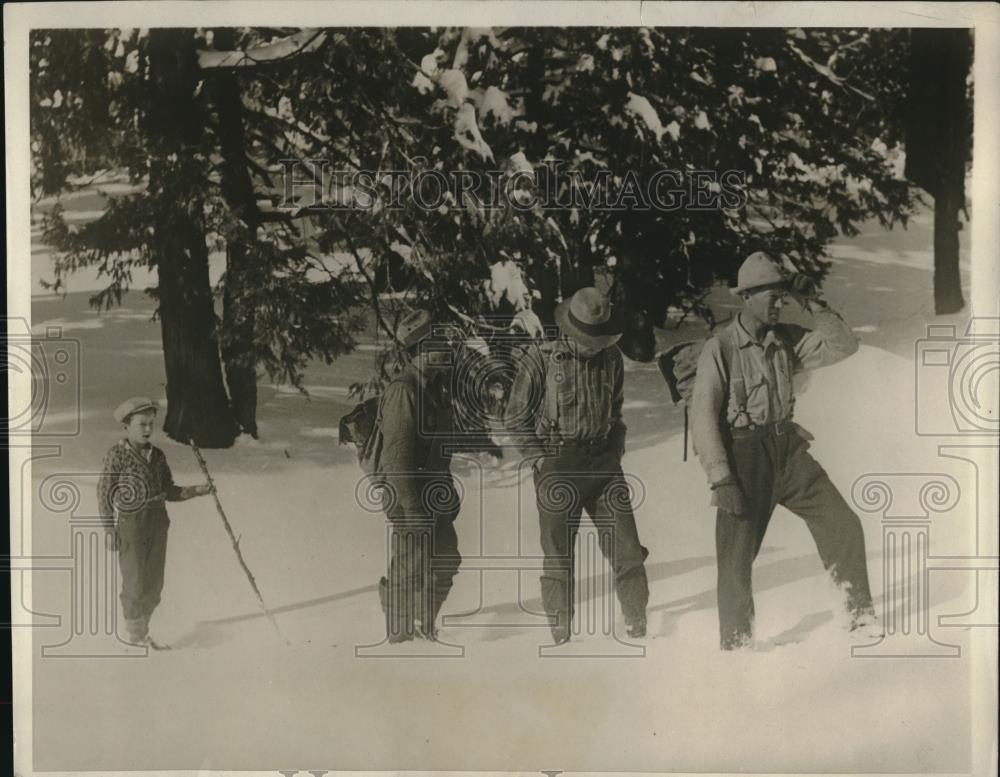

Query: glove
[711,478,748,516]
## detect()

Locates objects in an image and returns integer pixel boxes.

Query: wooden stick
[189,441,290,644]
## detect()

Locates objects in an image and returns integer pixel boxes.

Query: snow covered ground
[20,201,998,774]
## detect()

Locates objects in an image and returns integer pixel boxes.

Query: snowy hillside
[23,202,996,773]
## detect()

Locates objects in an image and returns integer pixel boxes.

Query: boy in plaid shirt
[98,397,213,648]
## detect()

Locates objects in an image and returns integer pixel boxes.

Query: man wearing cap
[377,310,462,643]
[691,251,878,650]
[505,288,649,644]
[98,397,213,647]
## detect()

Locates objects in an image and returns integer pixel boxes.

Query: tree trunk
[156,207,239,447]
[146,29,238,447]
[905,29,971,315]
[221,243,259,438]
[213,29,260,438]
[933,178,965,315]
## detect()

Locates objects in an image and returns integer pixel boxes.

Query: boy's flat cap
[113,397,159,423]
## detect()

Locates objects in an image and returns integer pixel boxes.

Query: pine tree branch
[197,29,330,70]
[786,41,875,102]
[340,216,401,349]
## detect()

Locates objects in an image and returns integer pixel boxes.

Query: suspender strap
[717,326,750,426]
[544,346,560,434]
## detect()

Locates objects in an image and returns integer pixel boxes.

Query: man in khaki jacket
[377,310,461,643]
[691,252,878,650]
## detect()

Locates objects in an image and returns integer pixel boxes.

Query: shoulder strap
[376,373,412,424]
[515,340,560,431]
[535,341,560,431]
[716,326,748,418]
[369,376,413,474]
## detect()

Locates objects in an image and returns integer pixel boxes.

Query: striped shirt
[97,441,182,528]
[505,337,626,458]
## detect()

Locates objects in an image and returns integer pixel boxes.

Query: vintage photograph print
[5,3,998,776]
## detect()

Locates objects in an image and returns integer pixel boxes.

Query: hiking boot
[386,615,415,643]
[385,614,416,644]
[721,631,755,651]
[378,576,388,614]
[849,612,884,641]
[125,618,149,646]
[550,624,571,645]
[415,620,438,641]
[549,611,571,645]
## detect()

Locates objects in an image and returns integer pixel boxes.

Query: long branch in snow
[197,29,329,70]
[786,42,875,102]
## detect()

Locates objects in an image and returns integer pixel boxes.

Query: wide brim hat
[395,309,434,350]
[114,397,158,424]
[555,287,624,351]
[730,250,791,296]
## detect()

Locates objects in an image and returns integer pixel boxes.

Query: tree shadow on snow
[648,549,886,641]
[451,554,722,643]
[756,610,835,650]
[167,541,967,651]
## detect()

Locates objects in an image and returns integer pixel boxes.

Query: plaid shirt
[97,440,182,528]
[505,337,627,459]
[691,302,859,485]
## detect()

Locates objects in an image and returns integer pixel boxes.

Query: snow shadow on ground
[171,580,380,649]
[167,546,944,654]
[456,553,722,642]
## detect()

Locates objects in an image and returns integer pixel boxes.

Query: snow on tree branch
[197,29,329,70]
[786,41,875,102]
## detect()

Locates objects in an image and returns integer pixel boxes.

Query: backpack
[339,394,385,475]
[655,326,747,460]
[339,375,412,476]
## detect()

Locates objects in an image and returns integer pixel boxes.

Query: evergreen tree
[32,27,966,441]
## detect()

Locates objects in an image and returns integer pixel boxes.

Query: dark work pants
[716,423,875,650]
[535,441,650,639]
[381,476,461,641]
[117,507,170,638]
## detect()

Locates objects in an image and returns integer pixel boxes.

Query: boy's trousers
[716,421,874,650]
[117,506,170,639]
